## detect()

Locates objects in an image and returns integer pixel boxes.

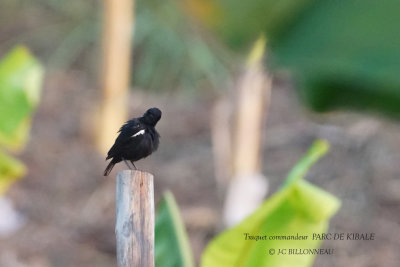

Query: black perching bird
[103,107,162,176]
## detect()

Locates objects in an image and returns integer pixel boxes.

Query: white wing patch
[131,129,145,138]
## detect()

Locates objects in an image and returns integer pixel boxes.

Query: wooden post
[116,170,154,267]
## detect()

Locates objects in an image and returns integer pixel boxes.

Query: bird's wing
[106,119,144,159]
[118,118,140,133]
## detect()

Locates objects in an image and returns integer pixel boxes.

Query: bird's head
[142,107,162,126]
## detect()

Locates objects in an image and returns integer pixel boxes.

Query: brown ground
[1,70,400,267]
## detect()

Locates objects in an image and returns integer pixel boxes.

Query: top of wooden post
[116,169,155,267]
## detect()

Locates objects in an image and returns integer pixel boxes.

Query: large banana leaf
[270,0,400,117]
[201,140,340,267]
[0,46,43,195]
[187,0,400,117]
[155,191,195,267]
[0,46,44,150]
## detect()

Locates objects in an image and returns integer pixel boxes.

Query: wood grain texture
[116,170,154,267]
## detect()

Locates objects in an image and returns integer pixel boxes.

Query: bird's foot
[130,161,137,170]
[123,160,133,170]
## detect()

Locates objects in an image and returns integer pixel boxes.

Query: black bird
[104,107,162,176]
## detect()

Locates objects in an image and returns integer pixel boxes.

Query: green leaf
[200,140,340,267]
[0,46,44,149]
[155,191,195,267]
[191,0,400,117]
[269,0,400,117]
[283,139,329,187]
[0,149,26,195]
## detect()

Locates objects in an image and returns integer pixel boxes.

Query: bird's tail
[104,160,116,176]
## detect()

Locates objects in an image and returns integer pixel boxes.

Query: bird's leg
[123,159,132,170]
[130,161,137,170]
